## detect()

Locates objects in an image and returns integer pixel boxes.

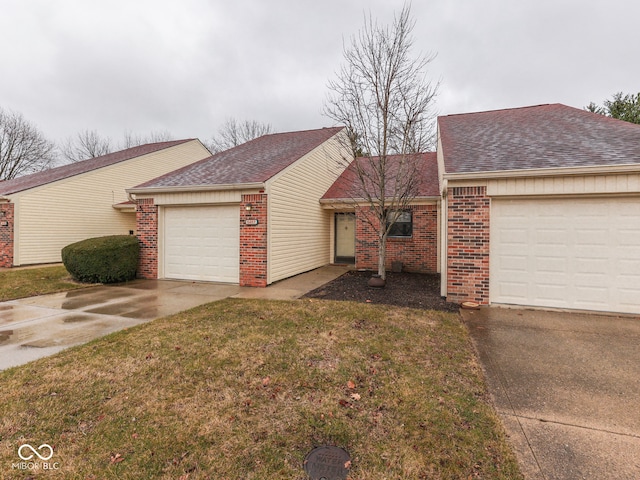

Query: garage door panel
[500,228,529,244]
[495,281,528,302]
[163,206,239,283]
[535,283,568,304]
[536,257,567,274]
[535,227,566,244]
[491,197,640,314]
[620,287,640,308]
[574,285,609,304]
[620,258,640,275]
[575,229,608,247]
[496,253,526,270]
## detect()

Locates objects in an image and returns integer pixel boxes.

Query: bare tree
[0,107,56,180]
[207,118,272,152]
[324,4,439,281]
[122,129,174,149]
[60,129,177,164]
[60,129,112,163]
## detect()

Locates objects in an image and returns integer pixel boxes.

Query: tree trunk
[378,232,387,280]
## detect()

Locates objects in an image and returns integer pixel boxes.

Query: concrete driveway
[0,265,349,371]
[0,280,242,370]
[462,307,640,480]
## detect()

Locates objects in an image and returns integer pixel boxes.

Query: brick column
[136,198,158,279]
[447,186,490,304]
[0,203,14,268]
[240,194,268,287]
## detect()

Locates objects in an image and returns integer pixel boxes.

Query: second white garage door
[163,205,239,283]
[491,197,640,314]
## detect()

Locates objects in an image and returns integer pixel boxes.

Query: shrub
[62,235,140,284]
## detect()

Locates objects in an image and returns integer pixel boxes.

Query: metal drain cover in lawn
[303,446,351,480]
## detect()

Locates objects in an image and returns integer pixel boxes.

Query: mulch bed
[304,270,460,312]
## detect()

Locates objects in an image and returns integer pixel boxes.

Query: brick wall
[355,203,438,274]
[446,186,490,304]
[240,194,268,287]
[0,203,14,268]
[136,198,158,279]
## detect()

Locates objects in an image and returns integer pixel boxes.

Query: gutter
[319,196,441,208]
[126,182,266,196]
[443,162,640,181]
[112,202,136,212]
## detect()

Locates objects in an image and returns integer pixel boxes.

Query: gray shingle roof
[322,153,439,200]
[438,104,640,174]
[0,139,194,196]
[133,127,344,190]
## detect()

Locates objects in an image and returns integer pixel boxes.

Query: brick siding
[0,203,14,268]
[355,204,438,274]
[136,198,158,279]
[239,194,268,287]
[446,186,490,304]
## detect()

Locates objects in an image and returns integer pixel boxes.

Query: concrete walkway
[462,307,640,480]
[0,265,349,370]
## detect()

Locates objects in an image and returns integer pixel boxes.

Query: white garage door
[163,205,239,283]
[491,197,640,314]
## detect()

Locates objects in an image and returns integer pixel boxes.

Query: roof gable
[438,103,640,174]
[132,127,344,190]
[0,139,194,196]
[322,152,439,200]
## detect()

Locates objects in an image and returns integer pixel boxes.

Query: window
[387,210,412,237]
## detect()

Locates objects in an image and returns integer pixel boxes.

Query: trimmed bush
[62,235,140,284]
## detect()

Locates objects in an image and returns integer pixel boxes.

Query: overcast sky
[1,0,638,147]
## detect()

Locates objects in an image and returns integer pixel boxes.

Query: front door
[335,213,356,263]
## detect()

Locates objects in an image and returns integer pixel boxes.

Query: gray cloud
[1,0,638,146]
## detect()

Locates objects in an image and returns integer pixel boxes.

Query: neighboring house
[320,153,441,274]
[127,127,350,287]
[4,102,637,316]
[0,139,212,267]
[438,103,640,314]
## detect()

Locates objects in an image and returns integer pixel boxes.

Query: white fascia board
[442,163,640,181]
[320,196,440,209]
[127,182,265,196]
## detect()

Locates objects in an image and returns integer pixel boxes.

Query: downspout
[440,179,448,298]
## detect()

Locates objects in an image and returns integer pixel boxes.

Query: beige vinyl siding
[139,189,250,206]
[267,131,351,283]
[12,140,211,265]
[488,172,640,197]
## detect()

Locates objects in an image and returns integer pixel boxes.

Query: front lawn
[0,265,88,301]
[0,299,522,479]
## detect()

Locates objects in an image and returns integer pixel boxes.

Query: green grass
[0,299,523,479]
[0,265,89,301]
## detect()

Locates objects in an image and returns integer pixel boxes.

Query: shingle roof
[322,152,439,200]
[438,103,640,174]
[0,139,194,196]
[133,127,344,190]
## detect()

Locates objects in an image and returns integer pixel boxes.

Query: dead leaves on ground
[339,379,363,408]
[109,453,124,464]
